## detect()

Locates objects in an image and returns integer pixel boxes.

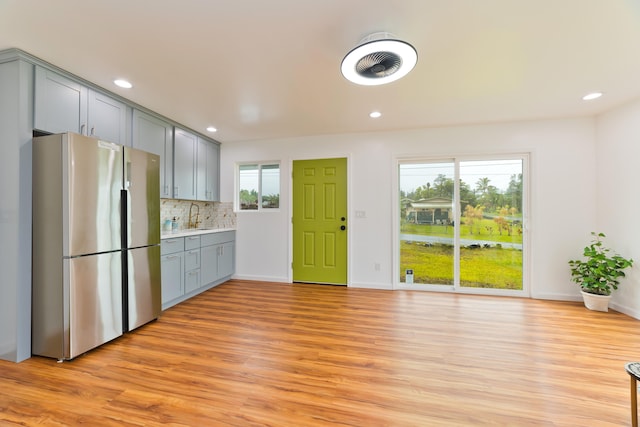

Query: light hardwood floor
[2,280,640,426]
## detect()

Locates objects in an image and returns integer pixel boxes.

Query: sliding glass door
[398,156,526,294]
[399,162,455,286]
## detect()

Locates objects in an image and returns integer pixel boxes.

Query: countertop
[161,228,236,239]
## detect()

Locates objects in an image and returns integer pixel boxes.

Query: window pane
[261,164,280,209]
[459,160,523,290]
[399,162,455,285]
[239,164,258,210]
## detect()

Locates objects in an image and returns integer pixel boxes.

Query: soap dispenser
[171,217,178,231]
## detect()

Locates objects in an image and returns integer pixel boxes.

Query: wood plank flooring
[2,280,640,426]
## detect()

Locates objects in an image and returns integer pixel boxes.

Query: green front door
[293,158,347,285]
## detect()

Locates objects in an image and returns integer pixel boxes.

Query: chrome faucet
[188,203,201,229]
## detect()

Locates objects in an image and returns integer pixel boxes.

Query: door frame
[288,155,351,285]
[392,153,530,297]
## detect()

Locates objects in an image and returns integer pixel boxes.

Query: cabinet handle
[166,255,178,260]
[80,124,86,135]
[188,250,198,254]
[90,126,95,136]
[174,186,179,197]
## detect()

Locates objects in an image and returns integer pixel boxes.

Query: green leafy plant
[568,232,634,296]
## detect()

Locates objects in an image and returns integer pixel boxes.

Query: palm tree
[475,177,490,196]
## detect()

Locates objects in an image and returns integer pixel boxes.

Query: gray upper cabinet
[34,66,87,135]
[34,66,128,145]
[87,90,128,144]
[132,109,174,198]
[173,127,198,200]
[33,65,219,202]
[196,137,220,201]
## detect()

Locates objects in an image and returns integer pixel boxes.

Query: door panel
[293,158,347,284]
[127,245,161,331]
[67,134,123,256]
[458,160,523,290]
[67,252,122,359]
[124,146,161,248]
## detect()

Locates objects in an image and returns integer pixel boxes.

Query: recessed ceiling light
[582,92,603,101]
[206,126,217,133]
[114,79,132,89]
[341,32,417,86]
[369,111,382,118]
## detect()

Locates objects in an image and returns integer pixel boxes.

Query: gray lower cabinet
[184,235,201,294]
[200,244,218,287]
[161,231,235,310]
[218,241,235,278]
[161,238,185,304]
[201,231,236,286]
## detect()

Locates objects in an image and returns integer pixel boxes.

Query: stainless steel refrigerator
[32,132,161,360]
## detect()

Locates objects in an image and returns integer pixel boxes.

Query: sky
[239,165,280,196]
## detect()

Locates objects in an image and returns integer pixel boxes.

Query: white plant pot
[580,291,611,312]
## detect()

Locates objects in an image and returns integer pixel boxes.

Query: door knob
[340,225,346,231]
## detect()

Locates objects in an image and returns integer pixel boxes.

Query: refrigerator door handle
[125,160,132,189]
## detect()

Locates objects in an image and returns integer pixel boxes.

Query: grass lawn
[400,242,523,289]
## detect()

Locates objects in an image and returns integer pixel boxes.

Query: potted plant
[568,232,633,312]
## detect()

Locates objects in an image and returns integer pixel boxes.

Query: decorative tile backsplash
[161,199,236,231]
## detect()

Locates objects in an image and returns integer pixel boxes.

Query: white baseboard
[231,274,289,284]
[530,292,582,302]
[348,282,393,290]
[610,301,640,320]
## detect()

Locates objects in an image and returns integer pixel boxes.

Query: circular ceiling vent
[341,32,417,86]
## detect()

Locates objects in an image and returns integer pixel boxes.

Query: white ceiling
[1,0,640,144]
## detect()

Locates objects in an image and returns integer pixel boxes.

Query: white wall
[221,117,599,301]
[596,98,640,318]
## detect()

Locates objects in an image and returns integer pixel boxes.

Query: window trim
[235,161,281,212]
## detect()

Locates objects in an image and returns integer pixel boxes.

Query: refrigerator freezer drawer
[68,252,123,359]
[32,252,124,361]
[127,245,161,331]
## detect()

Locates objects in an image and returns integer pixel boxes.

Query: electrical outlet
[374,262,380,271]
[355,210,366,218]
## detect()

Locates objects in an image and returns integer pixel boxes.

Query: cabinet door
[218,241,235,279]
[209,143,220,201]
[34,66,87,134]
[161,252,184,304]
[185,269,201,294]
[173,128,197,200]
[196,138,220,201]
[87,90,128,144]
[200,244,218,286]
[133,110,174,198]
